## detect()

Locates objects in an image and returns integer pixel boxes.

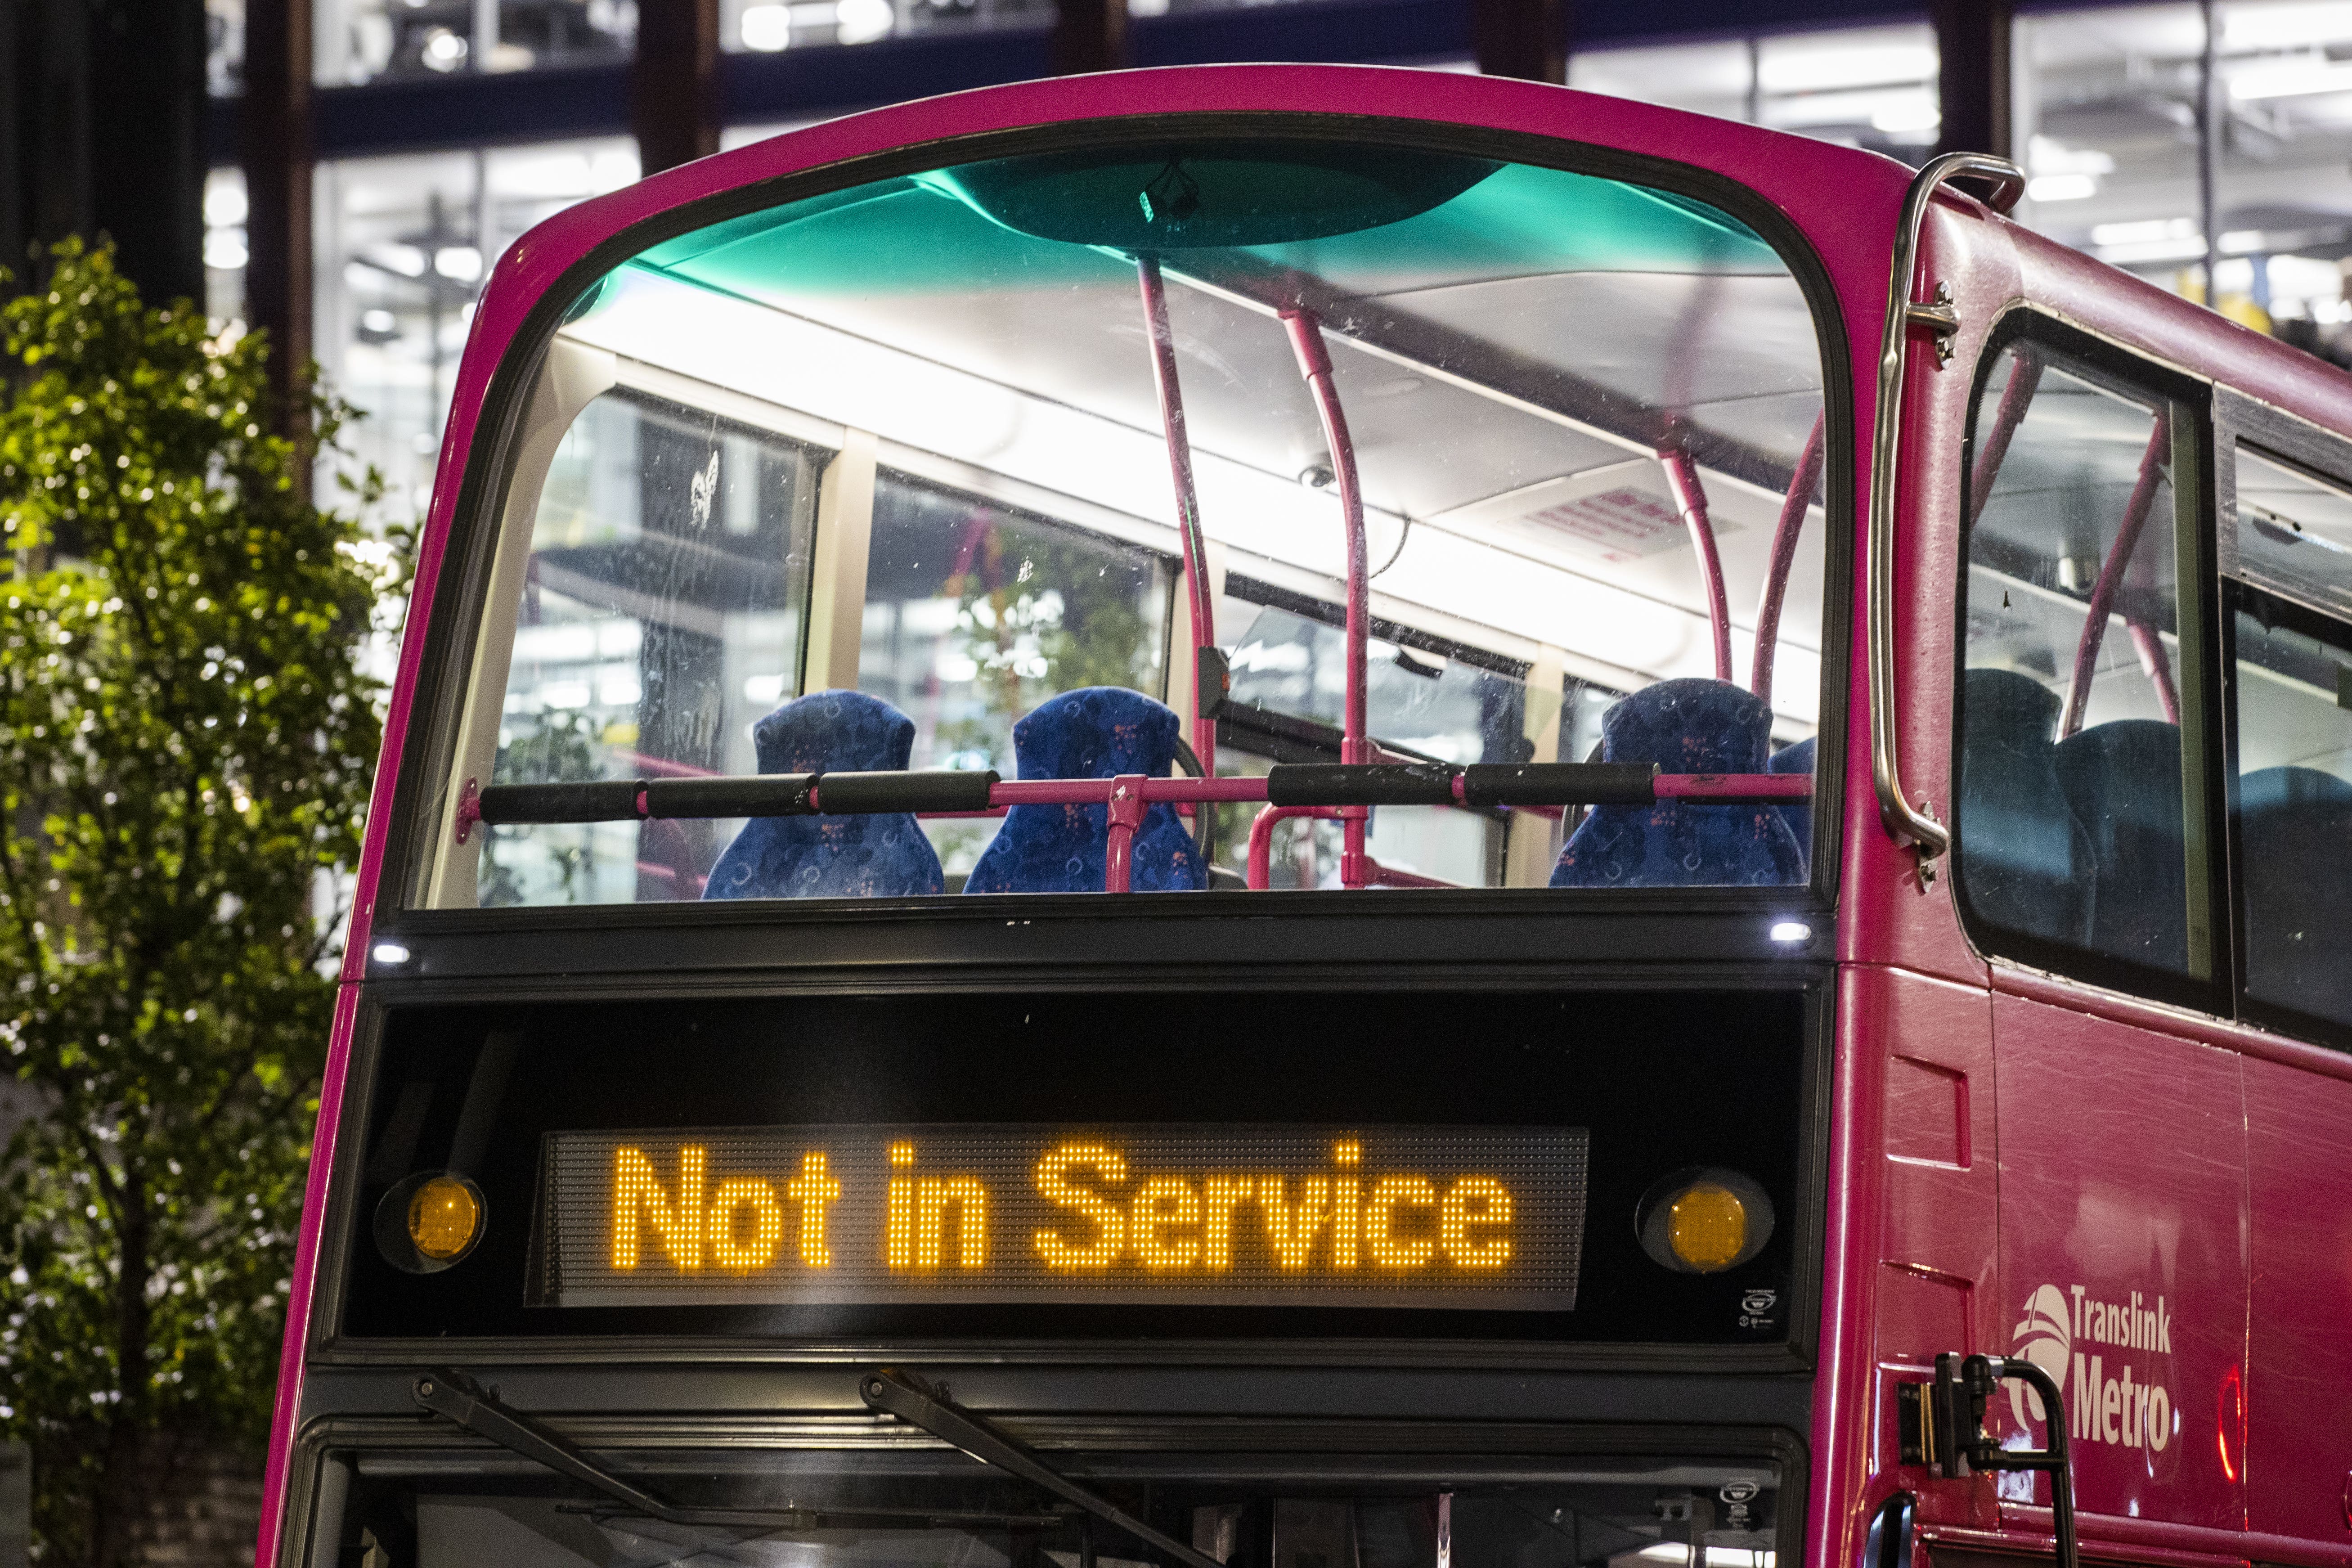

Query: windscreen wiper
[412,1370,1068,1532]
[861,1370,1226,1568]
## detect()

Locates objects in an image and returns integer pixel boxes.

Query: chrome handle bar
[1869,151,2026,861]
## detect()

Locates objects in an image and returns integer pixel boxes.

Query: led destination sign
[531,1125,1588,1310]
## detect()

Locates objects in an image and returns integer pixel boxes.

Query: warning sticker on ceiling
[1526,486,1721,565]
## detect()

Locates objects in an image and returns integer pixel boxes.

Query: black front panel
[314,1443,1795,1568]
[337,986,1811,1345]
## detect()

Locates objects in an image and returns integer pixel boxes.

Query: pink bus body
[259,63,2352,1568]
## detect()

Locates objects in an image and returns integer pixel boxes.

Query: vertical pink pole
[2061,419,2172,737]
[1658,444,1733,683]
[1279,307,1372,888]
[1138,256,1216,774]
[1751,413,1825,707]
[1967,347,2044,530]
[1104,774,1146,892]
[2128,620,2182,725]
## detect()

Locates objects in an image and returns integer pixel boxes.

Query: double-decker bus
[259,63,2352,1568]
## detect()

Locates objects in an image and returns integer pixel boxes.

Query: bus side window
[2227,448,2352,1039]
[1956,339,2211,995]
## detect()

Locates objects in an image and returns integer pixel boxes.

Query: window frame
[1951,309,2230,1017]
[2214,384,2352,1052]
[377,111,1858,932]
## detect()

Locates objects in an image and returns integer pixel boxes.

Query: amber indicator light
[409,1176,484,1260]
[375,1170,487,1274]
[1637,1166,1774,1275]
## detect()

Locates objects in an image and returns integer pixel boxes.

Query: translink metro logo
[2011,1282,2177,1453]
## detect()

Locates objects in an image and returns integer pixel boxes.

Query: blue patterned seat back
[1551,678,1804,888]
[2239,765,2352,1024]
[965,686,1207,894]
[2053,718,2185,971]
[1766,735,1816,867]
[1954,669,2092,946]
[703,690,945,900]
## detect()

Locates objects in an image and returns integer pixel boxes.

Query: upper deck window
[420,133,1833,907]
[2226,447,2352,1040]
[1955,332,2217,999]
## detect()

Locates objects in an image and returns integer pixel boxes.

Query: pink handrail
[1247,804,1338,889]
[471,769,1810,841]
[2060,419,2172,737]
[1139,255,1217,776]
[1279,306,1372,889]
[1751,413,1825,708]
[1658,444,1733,683]
[1242,803,1456,891]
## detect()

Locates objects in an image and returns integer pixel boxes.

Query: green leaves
[0,240,404,1564]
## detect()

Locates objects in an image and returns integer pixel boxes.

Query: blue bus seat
[1766,735,1815,867]
[1955,669,2093,946]
[2052,717,2186,971]
[965,686,1208,894]
[2239,764,2352,1024]
[703,689,946,900]
[1551,677,1804,888]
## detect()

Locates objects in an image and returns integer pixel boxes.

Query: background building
[15,0,2352,519]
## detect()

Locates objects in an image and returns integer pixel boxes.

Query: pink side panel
[255,979,362,1568]
[1818,966,1894,1568]
[1856,964,2001,1528]
[2244,1054,2352,1544]
[1988,988,2249,1532]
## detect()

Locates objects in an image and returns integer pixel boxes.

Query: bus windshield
[420,131,1830,907]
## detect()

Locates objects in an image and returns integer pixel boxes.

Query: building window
[719,0,1047,53]
[2015,3,2352,363]
[315,0,635,84]
[209,0,244,94]
[1567,22,1941,160]
[204,167,248,326]
[314,139,639,520]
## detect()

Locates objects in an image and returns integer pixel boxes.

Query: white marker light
[1769,921,1812,945]
[372,941,413,966]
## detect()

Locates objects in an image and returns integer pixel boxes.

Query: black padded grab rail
[476,770,998,826]
[1458,762,1657,807]
[470,760,1793,828]
[1266,762,1457,807]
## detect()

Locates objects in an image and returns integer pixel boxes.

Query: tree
[0,241,401,1565]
